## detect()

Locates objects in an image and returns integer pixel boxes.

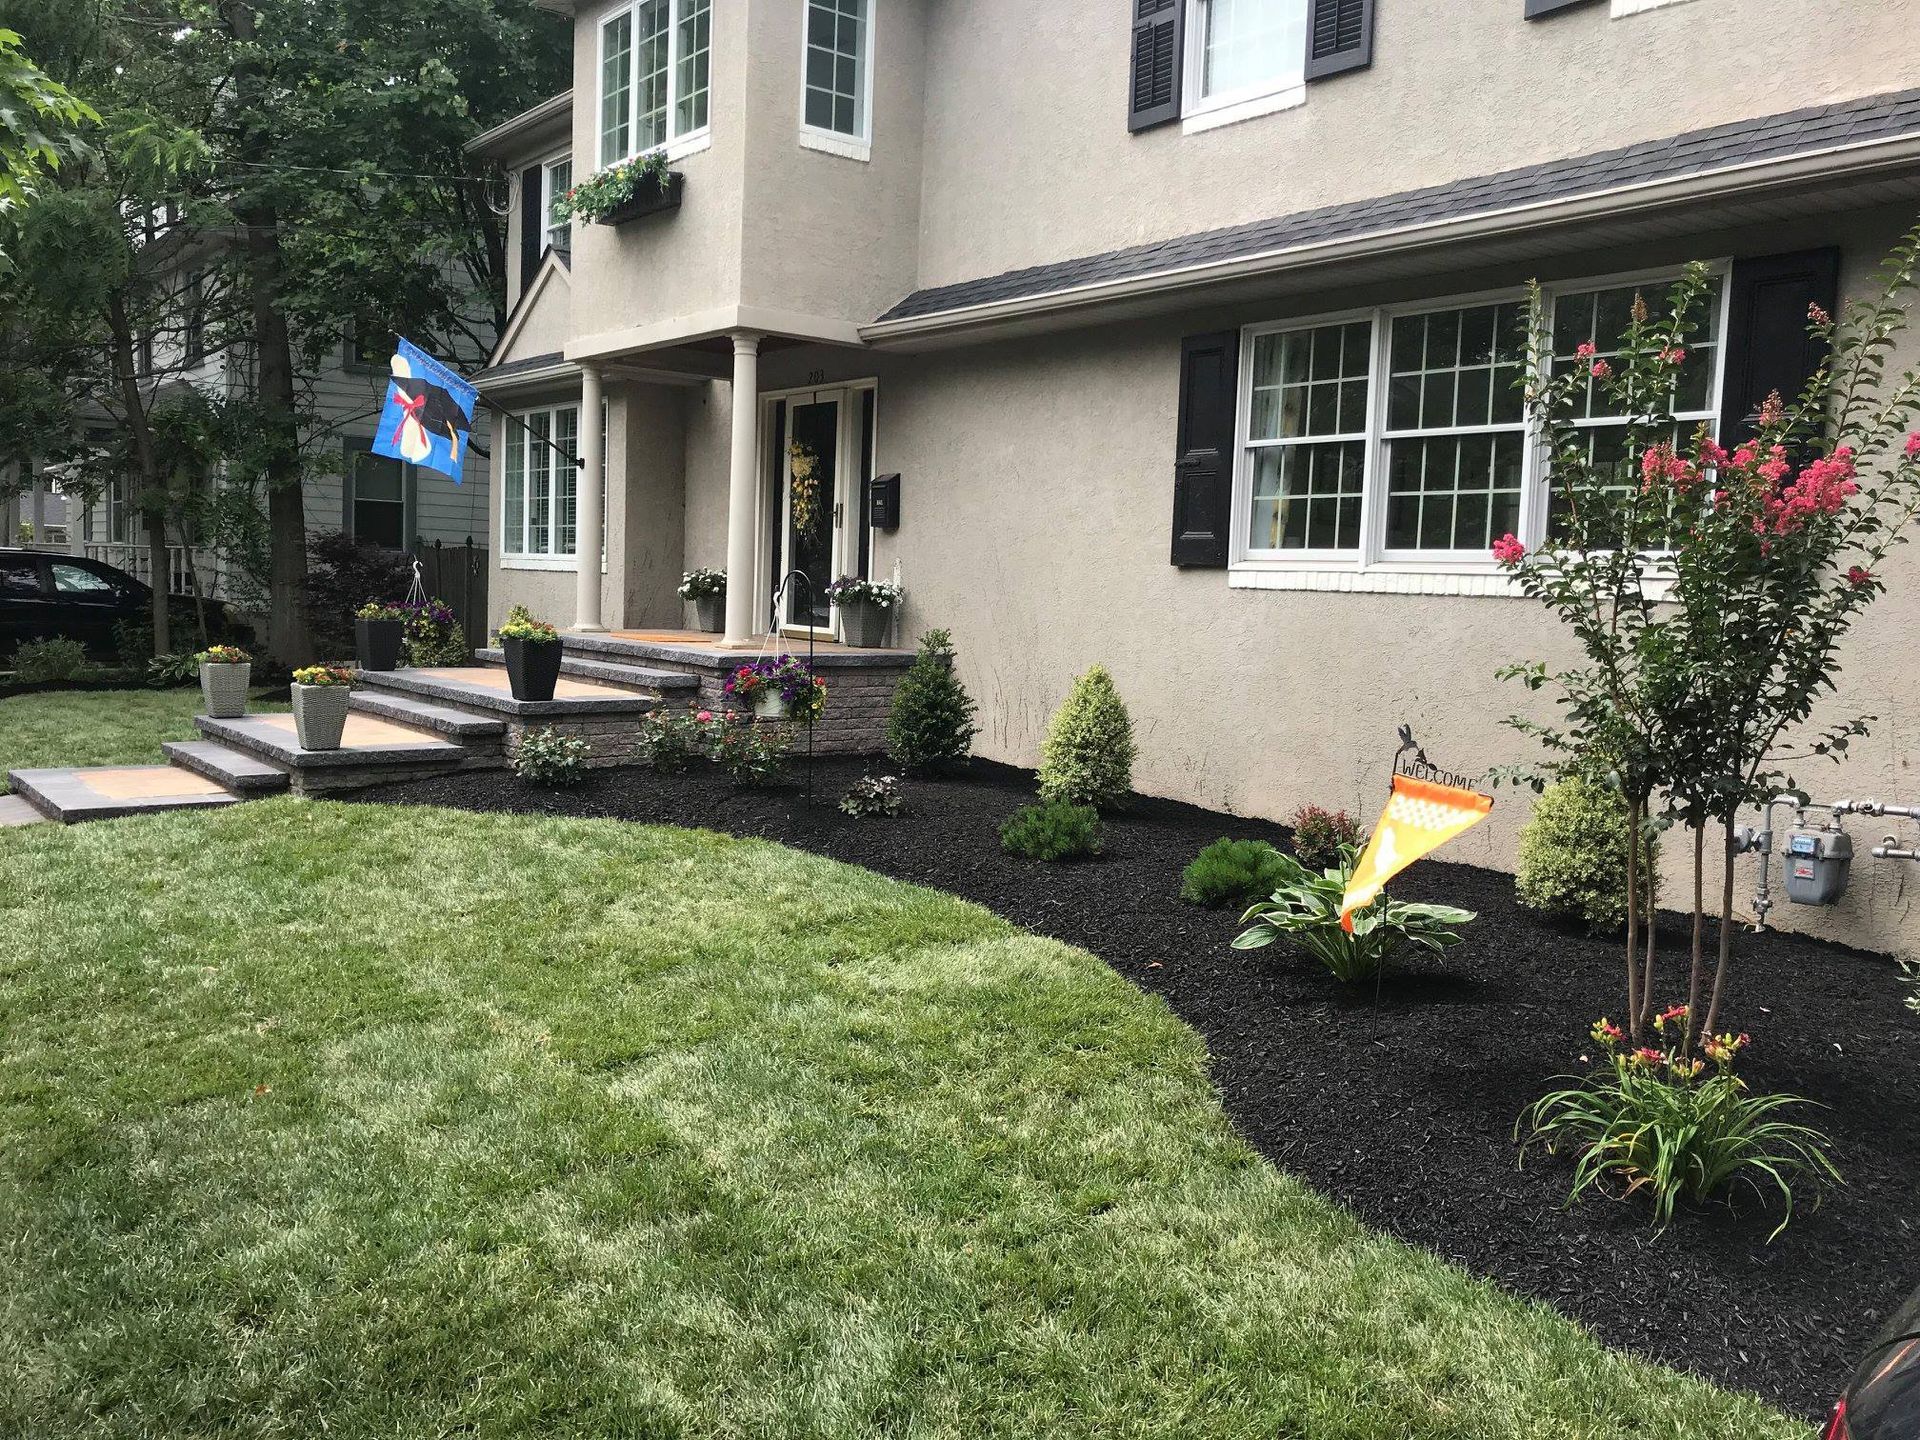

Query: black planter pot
[593,172,686,226]
[503,636,563,702]
[355,617,406,673]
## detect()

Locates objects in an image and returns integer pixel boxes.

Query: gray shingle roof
[876,87,1920,325]
[474,351,566,384]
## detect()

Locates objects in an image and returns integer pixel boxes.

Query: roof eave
[861,131,1920,350]
[465,91,574,160]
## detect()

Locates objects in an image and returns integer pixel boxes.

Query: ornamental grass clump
[1520,1006,1837,1240]
[885,629,978,772]
[1180,838,1289,908]
[1038,664,1136,810]
[1517,775,1657,934]
[1000,801,1102,862]
[1232,845,1475,984]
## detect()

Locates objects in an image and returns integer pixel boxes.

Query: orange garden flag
[1340,775,1494,931]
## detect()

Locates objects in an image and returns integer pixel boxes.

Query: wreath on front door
[788,440,823,537]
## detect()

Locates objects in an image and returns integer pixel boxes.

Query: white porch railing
[83,542,222,600]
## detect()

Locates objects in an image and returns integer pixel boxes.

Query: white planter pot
[752,690,790,721]
[291,683,351,751]
[199,663,250,718]
[690,594,725,633]
[840,600,893,648]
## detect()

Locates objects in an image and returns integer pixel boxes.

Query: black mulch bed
[350,757,1919,1419]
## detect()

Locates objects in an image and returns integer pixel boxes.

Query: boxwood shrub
[1516,775,1656,933]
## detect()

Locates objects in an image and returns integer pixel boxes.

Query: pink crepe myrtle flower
[1757,447,1859,536]
[1660,347,1687,365]
[1808,302,1830,326]
[1574,341,1596,359]
[1847,566,1873,588]
[1590,359,1612,380]
[1906,431,1920,459]
[1697,437,1729,471]
[1491,532,1527,565]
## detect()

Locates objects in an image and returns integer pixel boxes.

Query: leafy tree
[0,25,93,217]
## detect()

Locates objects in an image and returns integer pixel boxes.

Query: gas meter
[1783,824,1853,905]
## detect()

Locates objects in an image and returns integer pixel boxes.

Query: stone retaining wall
[646,655,915,757]
[504,714,652,768]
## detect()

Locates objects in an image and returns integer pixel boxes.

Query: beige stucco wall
[913,0,1920,291]
[742,205,1920,958]
[618,383,689,626]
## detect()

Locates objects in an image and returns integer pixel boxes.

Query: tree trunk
[1625,796,1643,1038]
[1704,819,1739,1035]
[225,0,310,666]
[104,293,168,657]
[1684,822,1707,1051]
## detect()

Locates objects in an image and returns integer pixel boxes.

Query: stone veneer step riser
[559,632,916,670]
[354,668,658,719]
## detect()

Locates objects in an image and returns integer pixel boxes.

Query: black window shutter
[519,165,544,294]
[1717,248,1841,446]
[1171,331,1240,568]
[1524,0,1601,16]
[1128,0,1183,133]
[1305,0,1374,81]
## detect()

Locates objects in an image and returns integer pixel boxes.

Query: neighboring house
[67,210,492,602]
[468,0,1920,954]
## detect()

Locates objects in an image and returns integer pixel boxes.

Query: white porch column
[573,364,607,633]
[722,332,762,644]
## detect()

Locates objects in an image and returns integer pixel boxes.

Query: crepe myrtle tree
[1494,230,1920,1042]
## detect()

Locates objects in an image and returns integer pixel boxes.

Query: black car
[1828,1285,1920,1439]
[0,547,241,661]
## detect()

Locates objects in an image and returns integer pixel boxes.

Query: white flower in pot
[825,576,903,648]
[678,568,727,633]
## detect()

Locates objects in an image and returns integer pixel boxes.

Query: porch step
[348,688,510,741]
[160,739,293,794]
[475,647,698,694]
[354,665,658,718]
[193,711,478,793]
[0,792,51,826]
[7,765,243,824]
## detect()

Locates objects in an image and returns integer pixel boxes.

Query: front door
[778,392,845,634]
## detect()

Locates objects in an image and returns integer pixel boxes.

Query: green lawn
[0,801,1797,1438]
[0,686,285,791]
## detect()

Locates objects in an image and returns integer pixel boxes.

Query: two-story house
[469,0,1920,953]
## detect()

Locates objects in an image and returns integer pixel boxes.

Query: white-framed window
[502,404,609,567]
[1232,267,1730,575]
[1184,0,1307,129]
[542,156,573,256]
[800,0,874,155]
[598,0,711,169]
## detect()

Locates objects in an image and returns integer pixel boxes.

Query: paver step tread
[194,711,471,768]
[475,648,699,691]
[353,666,658,718]
[160,739,293,792]
[6,765,243,824]
[347,688,508,739]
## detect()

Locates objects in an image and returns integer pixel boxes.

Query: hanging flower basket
[725,655,827,725]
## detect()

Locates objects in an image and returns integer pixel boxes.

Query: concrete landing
[7,765,242,824]
[0,793,49,827]
[355,666,657,718]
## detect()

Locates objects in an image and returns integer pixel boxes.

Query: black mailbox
[869,472,901,530]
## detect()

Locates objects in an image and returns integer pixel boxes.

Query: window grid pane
[599,13,632,166]
[1201,0,1302,101]
[1246,320,1372,553]
[528,413,552,555]
[676,0,711,135]
[1383,302,1527,552]
[545,161,572,253]
[503,425,524,554]
[805,0,869,137]
[635,0,671,153]
[555,407,580,557]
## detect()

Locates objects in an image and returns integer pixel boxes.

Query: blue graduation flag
[373,338,478,484]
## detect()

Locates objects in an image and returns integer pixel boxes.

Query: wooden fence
[413,540,489,648]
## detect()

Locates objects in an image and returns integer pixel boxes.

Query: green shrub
[1521,1010,1836,1240]
[512,726,591,787]
[885,629,978,771]
[635,708,710,773]
[1233,845,1475,983]
[1038,664,1135,810]
[1000,801,1102,862]
[11,637,87,684]
[710,715,790,786]
[146,651,202,686]
[1516,776,1656,933]
[1180,838,1289,907]
[1288,805,1364,871]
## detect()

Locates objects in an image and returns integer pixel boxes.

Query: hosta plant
[1232,845,1475,983]
[839,774,904,818]
[1520,1007,1837,1239]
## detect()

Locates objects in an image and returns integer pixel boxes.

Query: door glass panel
[785,399,839,629]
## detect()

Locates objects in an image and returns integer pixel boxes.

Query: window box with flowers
[725,654,826,723]
[290,665,355,752]
[497,606,564,702]
[554,151,684,228]
[825,575,901,647]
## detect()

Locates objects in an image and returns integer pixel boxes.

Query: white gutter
[861,128,1920,348]
[465,91,573,159]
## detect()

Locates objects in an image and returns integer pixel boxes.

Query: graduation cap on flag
[374,338,478,484]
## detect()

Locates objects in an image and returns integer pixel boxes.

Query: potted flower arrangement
[679,568,727,633]
[404,595,472,666]
[290,664,354,751]
[553,149,683,227]
[725,654,827,723]
[825,575,903,648]
[197,644,251,718]
[355,600,408,672]
[497,604,563,701]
